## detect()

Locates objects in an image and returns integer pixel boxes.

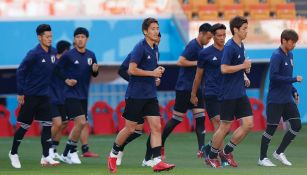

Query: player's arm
[54,54,77,87]
[221,59,251,74]
[191,67,204,106]
[128,62,164,78]
[177,56,197,67]
[91,55,99,77]
[244,72,251,87]
[292,86,299,104]
[118,66,130,82]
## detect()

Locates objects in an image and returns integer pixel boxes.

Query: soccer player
[57,27,99,164]
[49,40,71,160]
[258,29,302,167]
[190,23,229,166]
[107,17,175,173]
[161,23,212,159]
[9,24,60,168]
[116,33,162,167]
[207,16,253,168]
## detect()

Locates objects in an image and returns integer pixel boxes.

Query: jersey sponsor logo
[87,58,93,65]
[51,55,56,63]
[42,58,46,63]
[212,56,218,61]
[285,62,288,66]
[238,54,241,59]
[74,60,79,64]
[147,55,151,59]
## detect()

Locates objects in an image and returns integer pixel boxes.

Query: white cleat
[54,153,63,161]
[258,158,276,167]
[49,148,55,159]
[40,155,60,167]
[116,151,124,166]
[68,152,81,164]
[9,151,21,169]
[273,151,292,166]
[60,154,72,164]
[142,159,155,167]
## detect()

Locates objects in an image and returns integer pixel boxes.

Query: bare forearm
[221,64,244,74]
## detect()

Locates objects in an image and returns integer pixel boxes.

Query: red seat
[115,100,126,132]
[0,105,14,137]
[249,98,266,131]
[15,106,40,137]
[165,100,192,133]
[91,101,116,135]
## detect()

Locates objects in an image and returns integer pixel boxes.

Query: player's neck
[76,47,86,53]
[40,43,49,52]
[280,45,289,55]
[145,37,155,49]
[213,43,224,51]
[232,35,242,47]
[196,37,202,46]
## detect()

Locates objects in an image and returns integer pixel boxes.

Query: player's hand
[92,63,99,72]
[244,77,251,87]
[159,66,165,73]
[155,78,161,86]
[296,75,303,82]
[65,79,77,87]
[294,92,300,104]
[245,68,251,74]
[153,67,164,78]
[243,59,252,70]
[17,95,24,105]
[190,94,198,107]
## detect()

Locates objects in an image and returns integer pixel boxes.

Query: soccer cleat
[82,151,99,158]
[116,151,124,166]
[107,156,117,173]
[206,158,221,168]
[258,158,276,167]
[219,153,229,167]
[9,151,21,168]
[273,151,292,166]
[49,148,55,159]
[142,159,155,167]
[68,151,81,164]
[219,152,238,167]
[60,154,72,164]
[54,153,63,161]
[197,146,205,158]
[152,161,175,172]
[40,155,60,167]
[160,147,166,161]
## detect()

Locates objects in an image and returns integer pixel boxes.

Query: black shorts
[204,95,220,119]
[220,95,253,121]
[123,98,160,122]
[50,104,68,122]
[17,95,51,125]
[174,90,204,113]
[266,102,300,125]
[65,98,88,120]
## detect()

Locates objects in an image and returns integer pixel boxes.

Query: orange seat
[215,0,235,11]
[15,106,40,137]
[249,4,271,20]
[223,4,244,19]
[276,3,296,19]
[91,101,116,135]
[165,100,192,133]
[267,0,286,12]
[198,5,219,21]
[0,105,14,137]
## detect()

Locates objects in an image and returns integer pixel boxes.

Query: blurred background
[0,0,306,137]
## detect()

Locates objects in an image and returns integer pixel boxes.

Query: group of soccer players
[9,24,99,168]
[8,15,303,173]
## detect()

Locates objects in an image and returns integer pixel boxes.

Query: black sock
[151,146,162,159]
[41,125,52,157]
[63,140,78,156]
[111,142,121,155]
[209,146,219,159]
[82,144,89,154]
[260,125,277,160]
[205,140,212,155]
[276,119,301,154]
[223,141,236,155]
[52,140,59,153]
[11,127,28,155]
[162,116,182,147]
[194,115,205,150]
[120,130,143,151]
[144,135,152,161]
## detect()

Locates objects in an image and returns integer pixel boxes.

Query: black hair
[56,40,71,54]
[74,27,89,38]
[36,24,51,35]
[142,17,159,34]
[199,23,212,33]
[210,23,226,35]
[280,29,299,44]
[229,16,248,35]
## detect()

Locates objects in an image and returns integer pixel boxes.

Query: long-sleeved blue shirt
[57,48,98,100]
[267,47,298,104]
[49,58,66,104]
[16,44,57,96]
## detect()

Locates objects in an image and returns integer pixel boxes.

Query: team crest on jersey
[87,58,93,65]
[51,55,56,63]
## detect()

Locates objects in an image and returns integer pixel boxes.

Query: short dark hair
[56,40,71,54]
[142,17,158,34]
[210,23,226,35]
[281,29,299,44]
[36,24,51,35]
[74,27,89,38]
[199,23,212,33]
[229,16,248,35]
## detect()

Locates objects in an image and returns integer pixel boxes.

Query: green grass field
[1,126,307,175]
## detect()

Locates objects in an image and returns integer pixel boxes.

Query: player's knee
[20,122,30,130]
[243,121,254,131]
[151,122,161,134]
[290,119,301,132]
[125,126,136,134]
[53,120,62,129]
